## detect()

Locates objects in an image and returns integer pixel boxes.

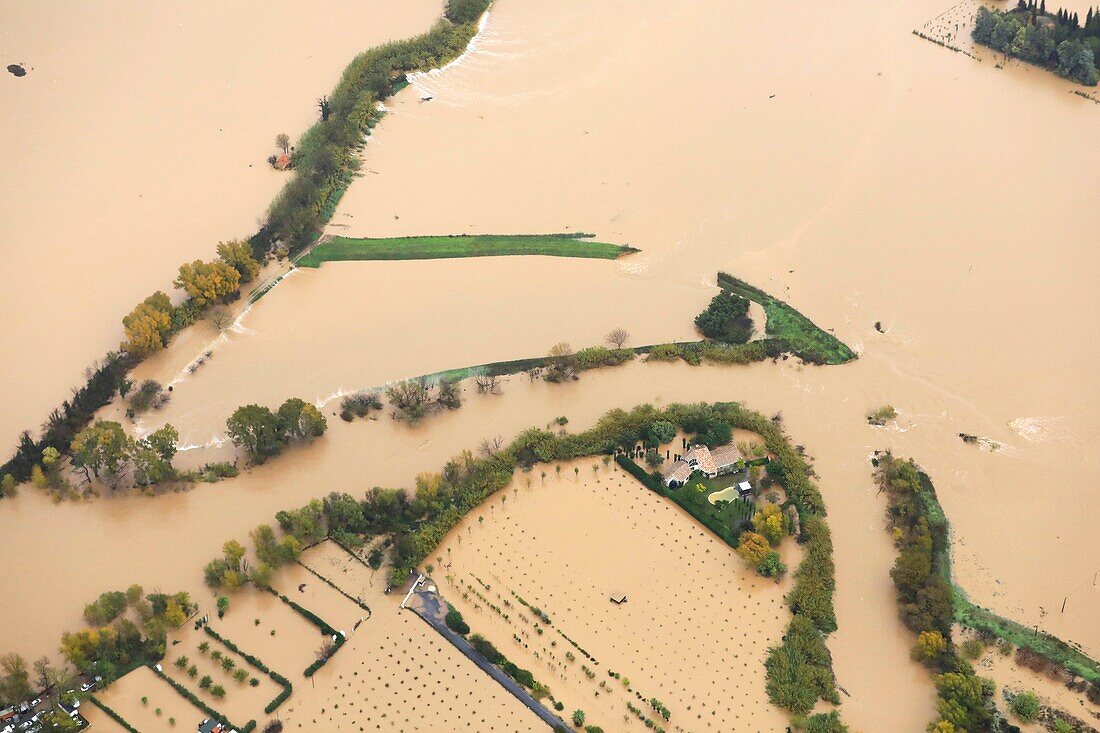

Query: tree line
[877,454,1012,733]
[0,0,492,492]
[974,3,1100,85]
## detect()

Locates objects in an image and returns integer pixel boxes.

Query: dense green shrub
[1010,691,1040,722]
[795,711,848,733]
[445,604,470,635]
[445,0,490,25]
[786,515,837,633]
[574,346,634,371]
[764,615,839,714]
[695,291,752,343]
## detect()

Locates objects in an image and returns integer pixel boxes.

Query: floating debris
[958,433,1002,451]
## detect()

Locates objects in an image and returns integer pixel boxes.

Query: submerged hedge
[149,664,254,733]
[202,626,293,714]
[264,587,346,676]
[88,695,141,733]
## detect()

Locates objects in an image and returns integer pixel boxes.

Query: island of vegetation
[974,2,1099,85]
[874,453,1100,733]
[296,233,637,267]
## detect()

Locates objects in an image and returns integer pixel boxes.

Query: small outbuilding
[737,481,753,498]
[609,593,628,605]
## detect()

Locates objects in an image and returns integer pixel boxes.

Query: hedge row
[264,587,346,676]
[296,560,371,612]
[149,664,254,733]
[201,626,293,713]
[88,695,141,733]
[613,454,663,491]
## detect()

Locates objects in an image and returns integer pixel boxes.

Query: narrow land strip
[296,233,636,267]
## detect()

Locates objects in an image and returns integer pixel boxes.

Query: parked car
[79,682,93,692]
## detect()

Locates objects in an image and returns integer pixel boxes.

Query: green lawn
[297,233,636,267]
[660,474,755,548]
[716,272,857,365]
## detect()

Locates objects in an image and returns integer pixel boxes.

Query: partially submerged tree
[216,240,262,283]
[605,327,630,349]
[122,291,174,356]
[545,342,576,382]
[174,259,241,307]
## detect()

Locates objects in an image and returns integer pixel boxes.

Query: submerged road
[406,581,564,731]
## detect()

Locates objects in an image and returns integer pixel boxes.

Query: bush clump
[340,391,382,421]
[695,291,753,344]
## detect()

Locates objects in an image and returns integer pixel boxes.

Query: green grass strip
[716,272,857,365]
[297,233,636,267]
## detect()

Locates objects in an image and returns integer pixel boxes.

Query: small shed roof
[610,593,628,604]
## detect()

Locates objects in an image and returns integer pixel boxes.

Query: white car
[80,683,93,692]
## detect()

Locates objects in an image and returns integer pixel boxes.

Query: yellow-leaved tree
[174,260,240,306]
[913,629,949,663]
[752,503,790,546]
[122,291,174,355]
[736,531,771,567]
[216,240,261,283]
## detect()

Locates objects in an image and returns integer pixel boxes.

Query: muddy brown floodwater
[0,0,442,451]
[2,0,1099,731]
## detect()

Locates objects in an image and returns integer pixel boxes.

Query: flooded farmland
[2,0,1099,731]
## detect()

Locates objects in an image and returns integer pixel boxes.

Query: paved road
[407,585,564,731]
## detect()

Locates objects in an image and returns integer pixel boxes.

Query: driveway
[406,581,564,731]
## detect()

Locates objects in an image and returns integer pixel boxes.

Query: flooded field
[435,462,800,731]
[2,0,1099,730]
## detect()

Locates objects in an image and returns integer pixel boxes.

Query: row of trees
[876,455,1001,732]
[123,240,261,358]
[0,1,494,490]
[974,5,1099,85]
[263,2,491,254]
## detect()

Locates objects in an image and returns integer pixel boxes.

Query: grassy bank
[716,272,857,365]
[297,233,635,267]
[877,454,1100,691]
